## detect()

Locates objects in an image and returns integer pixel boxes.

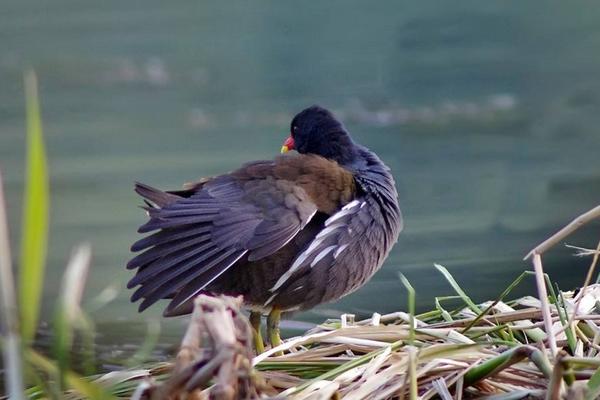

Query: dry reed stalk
[525,205,600,260]
[533,254,558,357]
[564,239,600,337]
[0,171,25,399]
[138,295,263,400]
[523,204,600,363]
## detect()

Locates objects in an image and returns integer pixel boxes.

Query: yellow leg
[267,307,283,355]
[250,311,265,354]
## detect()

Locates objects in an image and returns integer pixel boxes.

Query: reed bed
[79,266,600,400]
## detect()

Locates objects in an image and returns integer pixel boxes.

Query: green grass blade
[461,271,530,335]
[19,70,50,344]
[77,313,98,376]
[551,281,577,354]
[26,348,115,399]
[53,244,92,389]
[125,319,161,368]
[399,273,416,345]
[434,264,481,313]
[585,367,600,400]
[463,345,551,387]
[435,297,454,322]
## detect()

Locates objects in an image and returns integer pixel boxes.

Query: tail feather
[134,182,181,208]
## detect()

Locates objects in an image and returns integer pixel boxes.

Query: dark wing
[127,170,317,316]
[267,172,403,309]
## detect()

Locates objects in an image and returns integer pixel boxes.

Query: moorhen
[127,105,403,351]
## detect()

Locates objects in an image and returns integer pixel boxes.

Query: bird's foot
[267,308,283,356]
[249,311,265,354]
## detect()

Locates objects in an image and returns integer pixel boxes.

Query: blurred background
[2,1,600,356]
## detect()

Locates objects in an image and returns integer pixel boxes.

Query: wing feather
[127,232,211,270]
[130,225,212,252]
[163,250,248,316]
[128,170,318,314]
[138,248,245,312]
[130,243,219,300]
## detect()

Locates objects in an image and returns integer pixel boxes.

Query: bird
[126,105,403,352]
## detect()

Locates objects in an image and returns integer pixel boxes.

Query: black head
[283,105,358,165]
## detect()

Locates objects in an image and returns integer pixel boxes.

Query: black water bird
[127,105,403,351]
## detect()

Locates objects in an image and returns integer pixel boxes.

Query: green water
[2,1,600,358]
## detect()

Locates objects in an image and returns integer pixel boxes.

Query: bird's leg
[267,307,283,355]
[249,311,265,354]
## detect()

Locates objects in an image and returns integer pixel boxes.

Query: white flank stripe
[270,249,309,292]
[310,245,337,267]
[325,208,353,226]
[270,274,290,293]
[325,200,363,226]
[334,244,349,259]
[308,235,326,254]
[342,199,361,210]
[300,209,318,228]
[263,292,278,307]
[316,223,343,239]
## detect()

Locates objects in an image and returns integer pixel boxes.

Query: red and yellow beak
[281,136,295,153]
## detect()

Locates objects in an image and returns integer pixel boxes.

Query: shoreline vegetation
[3,72,600,399]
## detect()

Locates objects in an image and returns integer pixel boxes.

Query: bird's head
[281,105,357,165]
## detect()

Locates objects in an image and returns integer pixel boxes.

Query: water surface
[1,1,600,358]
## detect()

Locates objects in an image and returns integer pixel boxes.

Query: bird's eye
[292,125,298,135]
